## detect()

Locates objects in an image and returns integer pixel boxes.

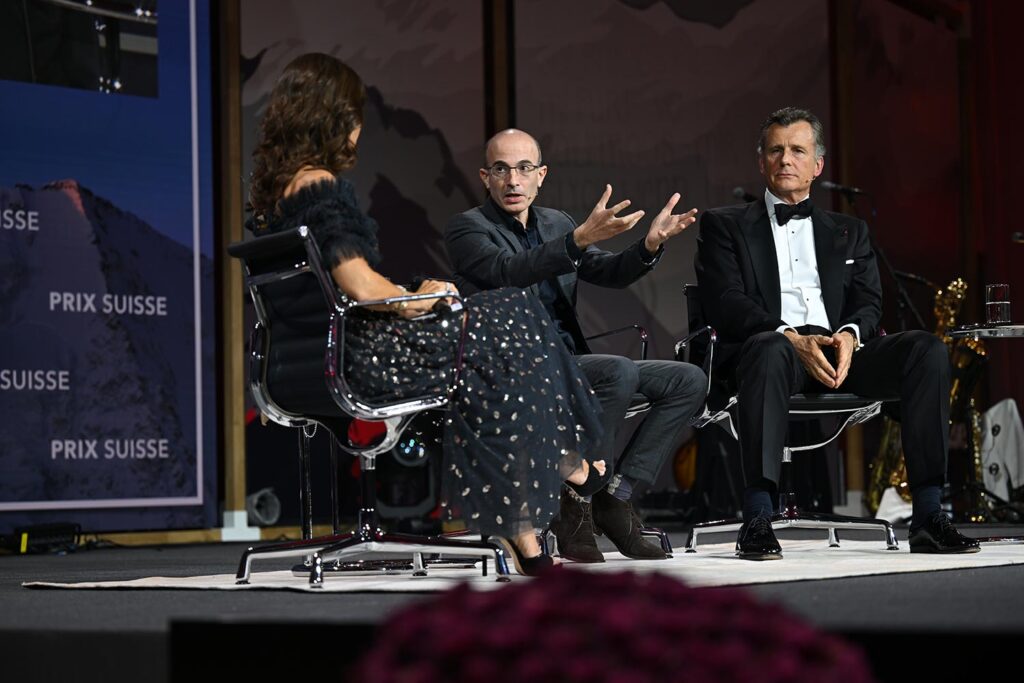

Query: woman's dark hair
[249,52,366,217]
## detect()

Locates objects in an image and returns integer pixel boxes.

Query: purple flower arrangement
[352,570,874,683]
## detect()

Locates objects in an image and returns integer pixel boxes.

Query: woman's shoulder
[247,173,361,235]
[283,168,336,197]
[277,172,358,217]
[253,174,360,234]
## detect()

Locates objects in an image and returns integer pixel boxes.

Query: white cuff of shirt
[776,324,861,349]
[836,323,861,349]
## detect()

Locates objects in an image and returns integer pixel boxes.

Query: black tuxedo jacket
[695,200,882,368]
[445,200,660,354]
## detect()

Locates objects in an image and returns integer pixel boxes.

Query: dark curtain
[969,1,1024,415]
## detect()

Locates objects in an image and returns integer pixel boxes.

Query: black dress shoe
[735,515,782,560]
[909,513,981,554]
[591,489,667,560]
[550,487,605,563]
[490,536,560,576]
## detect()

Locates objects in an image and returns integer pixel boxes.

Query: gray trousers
[576,355,707,485]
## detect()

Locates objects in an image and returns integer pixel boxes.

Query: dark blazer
[446,200,660,354]
[695,200,882,368]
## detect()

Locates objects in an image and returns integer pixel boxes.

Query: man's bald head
[479,128,548,224]
[485,129,543,166]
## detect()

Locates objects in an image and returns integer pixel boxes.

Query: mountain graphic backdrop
[0,180,214,528]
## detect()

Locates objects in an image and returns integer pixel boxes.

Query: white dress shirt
[766,189,860,344]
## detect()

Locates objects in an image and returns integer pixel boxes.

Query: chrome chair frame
[586,324,652,418]
[229,226,511,585]
[677,284,899,553]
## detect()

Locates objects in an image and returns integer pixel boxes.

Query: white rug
[22,540,1024,593]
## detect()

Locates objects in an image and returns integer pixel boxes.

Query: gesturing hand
[572,184,646,248]
[644,193,698,253]
[784,330,838,388]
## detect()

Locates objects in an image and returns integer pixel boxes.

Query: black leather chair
[228,226,512,585]
[677,284,899,553]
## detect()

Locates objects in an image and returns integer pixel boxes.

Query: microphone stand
[839,190,927,331]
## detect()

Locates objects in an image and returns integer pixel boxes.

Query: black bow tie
[774,199,813,225]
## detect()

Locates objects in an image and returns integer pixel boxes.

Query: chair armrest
[675,324,714,354]
[585,324,649,360]
[349,290,464,310]
[674,325,721,423]
[674,325,716,371]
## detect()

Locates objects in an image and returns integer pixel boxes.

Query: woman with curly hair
[247,53,605,575]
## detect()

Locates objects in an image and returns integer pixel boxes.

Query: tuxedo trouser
[576,354,708,485]
[734,329,950,490]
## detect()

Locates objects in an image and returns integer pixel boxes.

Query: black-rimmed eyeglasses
[485,162,542,178]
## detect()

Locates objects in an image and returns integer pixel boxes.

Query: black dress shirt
[490,199,580,352]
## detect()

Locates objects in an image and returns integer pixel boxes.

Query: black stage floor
[2,525,1022,682]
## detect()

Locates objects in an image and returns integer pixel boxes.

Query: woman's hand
[330,257,458,318]
[398,279,459,318]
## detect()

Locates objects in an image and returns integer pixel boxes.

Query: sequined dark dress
[256,178,603,537]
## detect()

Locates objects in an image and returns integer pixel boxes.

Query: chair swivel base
[684,509,899,553]
[290,555,480,577]
[643,525,674,557]
[236,527,512,586]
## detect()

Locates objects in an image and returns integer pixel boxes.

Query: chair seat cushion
[789,393,897,411]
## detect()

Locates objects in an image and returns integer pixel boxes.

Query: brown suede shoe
[549,487,605,563]
[591,489,667,560]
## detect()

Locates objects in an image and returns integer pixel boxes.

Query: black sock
[743,486,774,520]
[910,485,942,531]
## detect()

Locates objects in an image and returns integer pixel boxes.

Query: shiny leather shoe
[909,513,981,554]
[591,489,667,560]
[550,487,605,563]
[490,536,559,576]
[735,515,783,560]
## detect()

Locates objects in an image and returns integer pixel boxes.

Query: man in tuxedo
[445,129,707,563]
[696,106,979,559]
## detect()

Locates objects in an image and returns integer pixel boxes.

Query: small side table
[948,323,1024,339]
[948,322,1024,543]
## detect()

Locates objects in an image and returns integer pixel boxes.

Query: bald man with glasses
[445,129,707,564]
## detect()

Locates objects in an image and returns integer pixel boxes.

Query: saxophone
[865,278,987,515]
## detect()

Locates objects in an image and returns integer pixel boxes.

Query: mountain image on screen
[0,179,209,506]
